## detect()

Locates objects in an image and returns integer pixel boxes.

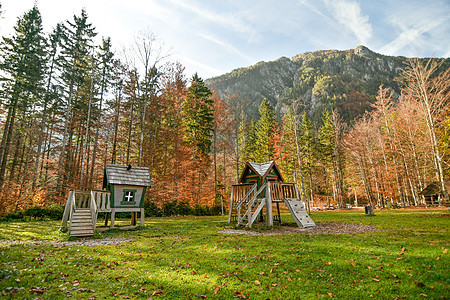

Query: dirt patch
[0,236,135,247]
[218,222,378,236]
[417,213,450,218]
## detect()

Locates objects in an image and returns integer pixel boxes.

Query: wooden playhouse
[61,164,151,237]
[228,161,315,228]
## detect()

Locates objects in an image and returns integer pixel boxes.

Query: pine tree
[299,112,316,206]
[88,37,114,187]
[280,108,297,182]
[182,73,214,158]
[31,23,63,189]
[0,5,47,187]
[237,116,248,173]
[255,98,276,162]
[56,9,97,192]
[246,119,257,162]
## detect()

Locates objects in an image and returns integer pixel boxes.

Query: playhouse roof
[239,161,284,183]
[103,164,151,188]
[419,181,450,196]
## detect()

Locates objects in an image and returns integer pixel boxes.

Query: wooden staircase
[69,208,95,237]
[61,190,111,237]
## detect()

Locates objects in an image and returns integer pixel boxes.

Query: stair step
[71,219,93,223]
[70,231,94,237]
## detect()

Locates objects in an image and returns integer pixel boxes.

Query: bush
[176,201,192,216]
[144,200,163,217]
[211,204,223,215]
[193,204,210,216]
[42,204,64,220]
[1,210,24,221]
[24,206,45,219]
[163,201,178,216]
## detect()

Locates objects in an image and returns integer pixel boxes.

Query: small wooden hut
[419,181,449,206]
[61,164,151,237]
[103,164,151,226]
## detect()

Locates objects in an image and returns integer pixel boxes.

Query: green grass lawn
[0,209,449,299]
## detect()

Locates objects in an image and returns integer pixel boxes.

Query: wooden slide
[283,198,316,228]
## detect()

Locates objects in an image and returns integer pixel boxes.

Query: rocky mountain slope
[206,46,447,123]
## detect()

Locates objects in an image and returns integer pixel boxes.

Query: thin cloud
[379,18,444,56]
[197,33,252,62]
[175,53,224,78]
[325,0,373,45]
[168,0,259,42]
[298,0,334,23]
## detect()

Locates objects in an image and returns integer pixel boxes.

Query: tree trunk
[0,89,19,187]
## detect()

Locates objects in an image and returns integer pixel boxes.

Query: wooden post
[140,208,145,226]
[104,212,108,227]
[110,209,115,228]
[276,202,281,224]
[228,186,234,223]
[131,212,136,226]
[60,190,74,230]
[266,182,273,227]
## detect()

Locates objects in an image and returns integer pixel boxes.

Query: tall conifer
[255,98,276,162]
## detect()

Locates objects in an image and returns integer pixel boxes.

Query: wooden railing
[61,190,111,231]
[270,182,299,201]
[232,184,254,204]
[91,190,111,212]
[228,183,255,223]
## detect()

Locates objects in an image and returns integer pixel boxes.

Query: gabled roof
[238,161,284,183]
[419,181,450,196]
[103,164,151,188]
[248,161,274,177]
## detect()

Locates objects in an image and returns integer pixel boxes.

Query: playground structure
[61,164,151,237]
[228,161,315,228]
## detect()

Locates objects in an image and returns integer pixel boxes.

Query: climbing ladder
[229,182,315,229]
[283,198,315,228]
[61,190,111,237]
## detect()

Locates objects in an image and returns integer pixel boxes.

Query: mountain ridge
[206,45,447,123]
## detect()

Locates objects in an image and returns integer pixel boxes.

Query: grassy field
[0,209,449,299]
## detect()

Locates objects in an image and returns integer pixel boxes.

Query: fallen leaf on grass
[30,287,47,294]
[416,282,425,288]
[234,291,246,298]
[254,280,261,285]
[443,249,448,254]
[152,289,163,296]
[372,278,380,282]
[213,285,220,295]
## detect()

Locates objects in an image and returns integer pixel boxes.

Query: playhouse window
[122,189,136,204]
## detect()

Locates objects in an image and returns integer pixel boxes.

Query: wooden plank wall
[232,184,254,204]
[270,183,296,201]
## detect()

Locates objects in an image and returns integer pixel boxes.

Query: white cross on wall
[125,191,134,202]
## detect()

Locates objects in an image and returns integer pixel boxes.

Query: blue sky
[1,0,449,79]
